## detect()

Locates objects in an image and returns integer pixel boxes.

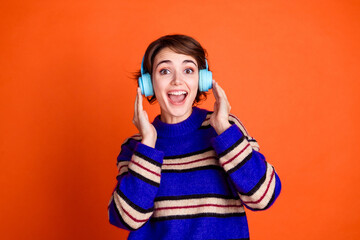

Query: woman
[108,34,281,240]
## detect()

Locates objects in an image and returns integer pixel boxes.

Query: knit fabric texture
[108,107,281,240]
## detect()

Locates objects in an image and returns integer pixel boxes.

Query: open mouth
[167,90,188,105]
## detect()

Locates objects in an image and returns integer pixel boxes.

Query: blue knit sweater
[108,107,281,240]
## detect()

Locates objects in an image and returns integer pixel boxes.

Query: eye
[184,68,194,74]
[159,69,170,75]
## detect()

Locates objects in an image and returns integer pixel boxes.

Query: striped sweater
[108,107,281,240]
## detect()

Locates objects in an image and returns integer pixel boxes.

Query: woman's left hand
[210,80,232,135]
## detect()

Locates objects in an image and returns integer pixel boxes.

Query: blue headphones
[138,56,213,97]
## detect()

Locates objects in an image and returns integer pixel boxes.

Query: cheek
[152,78,169,103]
[152,77,163,94]
[189,76,199,93]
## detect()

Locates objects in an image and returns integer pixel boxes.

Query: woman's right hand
[133,87,157,148]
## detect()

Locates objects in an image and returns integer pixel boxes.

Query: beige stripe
[249,141,260,151]
[229,114,250,137]
[164,149,216,163]
[108,194,114,207]
[240,164,276,209]
[162,150,218,171]
[117,161,129,171]
[117,161,129,177]
[238,163,273,202]
[113,191,153,229]
[155,197,241,208]
[128,161,161,184]
[219,139,252,172]
[200,113,212,126]
[201,113,251,138]
[163,150,216,165]
[117,165,129,177]
[162,157,219,171]
[153,197,244,218]
[201,119,211,127]
[243,177,275,209]
[201,113,260,152]
[132,155,162,175]
[153,205,245,218]
[228,114,260,152]
[121,134,142,145]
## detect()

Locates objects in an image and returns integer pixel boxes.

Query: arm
[108,88,162,229]
[108,137,164,230]
[209,81,281,210]
[211,115,281,210]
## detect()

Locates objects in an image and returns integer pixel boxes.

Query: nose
[171,70,183,85]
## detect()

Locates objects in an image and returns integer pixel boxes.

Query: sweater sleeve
[211,114,281,211]
[108,136,164,230]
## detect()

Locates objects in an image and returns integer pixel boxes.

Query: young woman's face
[152,47,199,124]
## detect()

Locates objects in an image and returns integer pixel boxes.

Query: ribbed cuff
[211,124,244,155]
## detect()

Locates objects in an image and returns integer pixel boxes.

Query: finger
[214,81,226,105]
[137,87,143,112]
[212,81,220,101]
[134,88,138,107]
[133,88,139,123]
[213,101,218,114]
[143,110,149,121]
[137,89,147,125]
[215,84,231,114]
[215,81,224,96]
[216,82,229,103]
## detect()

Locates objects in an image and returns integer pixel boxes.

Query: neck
[160,108,193,124]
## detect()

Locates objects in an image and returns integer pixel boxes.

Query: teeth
[168,91,187,95]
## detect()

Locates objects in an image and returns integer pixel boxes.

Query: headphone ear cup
[138,73,154,97]
[199,69,213,92]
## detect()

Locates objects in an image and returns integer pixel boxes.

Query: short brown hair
[135,34,209,104]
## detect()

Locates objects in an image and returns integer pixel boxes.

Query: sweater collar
[152,107,208,138]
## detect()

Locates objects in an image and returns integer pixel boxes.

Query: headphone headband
[140,56,146,75]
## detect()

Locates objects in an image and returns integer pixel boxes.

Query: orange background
[1,0,359,239]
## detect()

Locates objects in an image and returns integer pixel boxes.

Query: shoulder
[228,113,260,151]
[119,133,142,152]
[199,110,250,136]
[201,111,260,151]
[121,133,142,146]
[228,113,251,138]
[199,109,213,128]
[116,133,142,163]
[121,133,142,150]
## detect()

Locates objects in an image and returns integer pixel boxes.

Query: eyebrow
[155,59,197,69]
